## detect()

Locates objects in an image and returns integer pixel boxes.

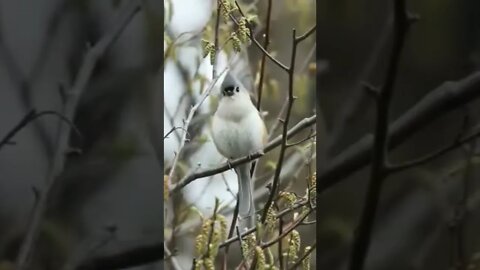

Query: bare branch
[287,241,316,270]
[166,67,228,184]
[318,71,480,193]
[348,1,411,269]
[213,0,221,79]
[388,126,480,173]
[326,18,392,154]
[227,1,289,71]
[15,2,142,269]
[256,0,273,111]
[261,25,315,223]
[165,244,185,270]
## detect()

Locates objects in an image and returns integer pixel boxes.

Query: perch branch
[170,115,316,193]
[166,67,228,184]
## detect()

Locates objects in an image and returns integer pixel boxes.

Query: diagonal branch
[0,109,81,152]
[326,18,392,155]
[387,126,480,173]
[73,199,314,270]
[256,0,273,111]
[0,0,72,158]
[14,2,142,269]
[166,67,228,185]
[318,71,480,193]
[261,25,316,223]
[227,1,289,71]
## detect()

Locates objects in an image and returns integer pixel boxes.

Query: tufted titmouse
[211,72,268,230]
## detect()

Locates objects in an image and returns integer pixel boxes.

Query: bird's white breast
[212,99,265,159]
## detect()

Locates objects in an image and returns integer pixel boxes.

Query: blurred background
[0,0,162,269]
[164,0,316,269]
[318,0,480,269]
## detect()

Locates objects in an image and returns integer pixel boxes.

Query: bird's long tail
[236,163,255,231]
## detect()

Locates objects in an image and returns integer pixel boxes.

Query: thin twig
[224,1,288,71]
[260,208,312,249]
[287,241,316,270]
[205,199,220,261]
[167,67,228,184]
[14,2,142,269]
[213,0,221,79]
[348,1,410,269]
[0,109,82,152]
[0,110,36,150]
[453,127,477,268]
[220,200,315,249]
[261,26,317,223]
[286,131,316,148]
[164,127,188,140]
[298,42,317,74]
[318,71,480,193]
[268,97,289,140]
[223,195,240,269]
[236,226,249,269]
[326,18,392,155]
[256,0,273,111]
[276,203,284,270]
[164,243,185,270]
[0,1,71,159]
[387,127,480,173]
[74,201,314,270]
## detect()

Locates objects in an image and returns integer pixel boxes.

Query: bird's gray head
[221,72,243,97]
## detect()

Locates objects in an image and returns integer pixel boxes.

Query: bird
[211,71,268,231]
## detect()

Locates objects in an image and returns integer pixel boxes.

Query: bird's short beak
[223,87,235,96]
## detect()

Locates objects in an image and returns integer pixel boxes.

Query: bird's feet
[247,150,264,160]
[226,159,234,170]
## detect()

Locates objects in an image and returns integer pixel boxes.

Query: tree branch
[387,126,480,173]
[348,1,410,269]
[326,18,392,155]
[318,71,480,193]
[228,1,289,72]
[287,241,316,270]
[14,2,142,269]
[166,67,228,185]
[170,115,316,193]
[261,28,299,223]
[256,0,273,111]
[74,199,314,270]
[260,25,316,224]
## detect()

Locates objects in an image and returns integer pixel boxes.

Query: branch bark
[318,71,480,193]
[256,0,273,111]
[14,2,142,269]
[348,1,410,268]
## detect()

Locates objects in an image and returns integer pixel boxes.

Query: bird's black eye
[235,87,240,92]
